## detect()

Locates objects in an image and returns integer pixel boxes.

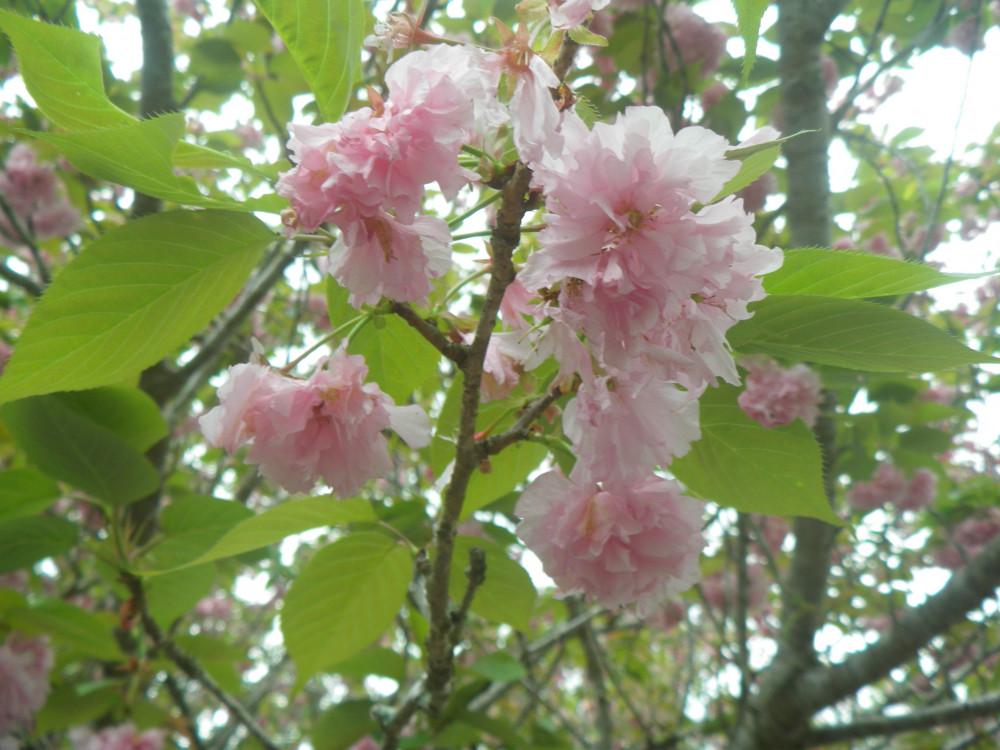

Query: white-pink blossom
[328,209,452,307]
[516,471,704,614]
[468,331,534,402]
[547,0,611,30]
[662,3,727,77]
[200,348,430,496]
[70,723,165,750]
[847,464,937,513]
[0,633,53,736]
[521,107,780,388]
[737,356,822,428]
[0,143,81,245]
[563,370,701,486]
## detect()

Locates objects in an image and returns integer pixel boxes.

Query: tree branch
[567,597,614,750]
[804,690,1000,746]
[388,300,467,365]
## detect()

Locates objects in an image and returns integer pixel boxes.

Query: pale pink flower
[737,356,822,428]
[700,564,767,613]
[662,3,727,77]
[547,0,611,29]
[195,592,233,620]
[700,81,729,110]
[848,463,907,512]
[0,633,53,735]
[200,348,430,496]
[469,331,533,402]
[563,370,701,486]
[346,737,380,750]
[737,171,778,214]
[328,209,451,307]
[0,143,81,244]
[515,471,704,614]
[524,317,593,391]
[171,0,203,20]
[521,108,780,388]
[897,468,938,511]
[70,723,165,750]
[499,278,537,331]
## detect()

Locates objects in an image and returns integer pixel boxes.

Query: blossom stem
[452,224,542,241]
[278,314,368,373]
[441,266,492,305]
[447,190,502,229]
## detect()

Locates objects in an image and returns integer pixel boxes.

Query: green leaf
[448,537,536,631]
[731,0,769,83]
[0,468,61,521]
[4,600,121,660]
[465,651,527,683]
[36,682,123,734]
[710,133,790,203]
[0,10,134,131]
[671,384,839,523]
[567,26,608,46]
[0,516,78,576]
[173,633,247,694]
[729,295,998,372]
[146,563,216,628]
[254,0,366,122]
[312,699,378,750]
[147,495,376,572]
[31,115,245,209]
[764,247,992,297]
[349,315,441,405]
[0,210,274,405]
[327,646,406,683]
[463,441,549,519]
[52,385,168,451]
[145,497,254,570]
[0,390,161,505]
[281,533,411,686]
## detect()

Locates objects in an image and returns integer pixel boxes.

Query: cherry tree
[1,0,999,749]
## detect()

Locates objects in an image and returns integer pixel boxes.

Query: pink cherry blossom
[70,723,165,750]
[515,471,704,614]
[0,143,81,245]
[563,370,701,486]
[547,0,611,30]
[737,356,822,428]
[328,208,452,307]
[662,3,727,77]
[200,347,430,496]
[896,467,938,511]
[521,107,780,388]
[468,331,534,402]
[848,463,907,512]
[0,633,53,735]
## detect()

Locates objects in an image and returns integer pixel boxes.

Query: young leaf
[0,391,161,506]
[0,469,61,521]
[253,0,366,123]
[0,516,78,576]
[0,210,274,405]
[731,0,769,83]
[729,295,998,372]
[349,314,442,405]
[4,600,122,660]
[462,442,549,519]
[145,497,255,571]
[670,384,839,524]
[764,247,993,297]
[281,532,411,686]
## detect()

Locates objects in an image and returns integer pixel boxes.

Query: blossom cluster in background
[0,144,81,247]
[0,633,53,744]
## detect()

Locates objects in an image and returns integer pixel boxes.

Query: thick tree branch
[479,385,565,457]
[388,300,467,365]
[804,690,1000,746]
[797,533,1000,715]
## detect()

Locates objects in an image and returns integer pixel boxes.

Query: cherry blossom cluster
[69,723,165,750]
[0,632,53,742]
[847,463,938,513]
[258,7,781,612]
[200,346,429,496]
[738,356,822,428]
[0,143,81,246]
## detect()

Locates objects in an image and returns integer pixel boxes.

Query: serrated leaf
[0,468,61,521]
[31,115,245,209]
[4,600,121,660]
[349,314,441,404]
[671,384,839,523]
[1,391,160,505]
[764,247,992,297]
[0,10,134,131]
[0,516,78,575]
[254,0,366,122]
[731,0,769,83]
[729,295,998,372]
[0,210,274,405]
[282,533,411,686]
[448,537,536,631]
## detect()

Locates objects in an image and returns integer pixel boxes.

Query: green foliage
[4,599,122,660]
[146,497,255,571]
[0,211,274,404]
[0,515,77,576]
[253,0,366,123]
[765,248,992,297]
[0,389,162,505]
[670,383,838,523]
[730,295,998,372]
[0,468,61,521]
[731,0,769,83]
[448,536,537,631]
[281,532,411,686]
